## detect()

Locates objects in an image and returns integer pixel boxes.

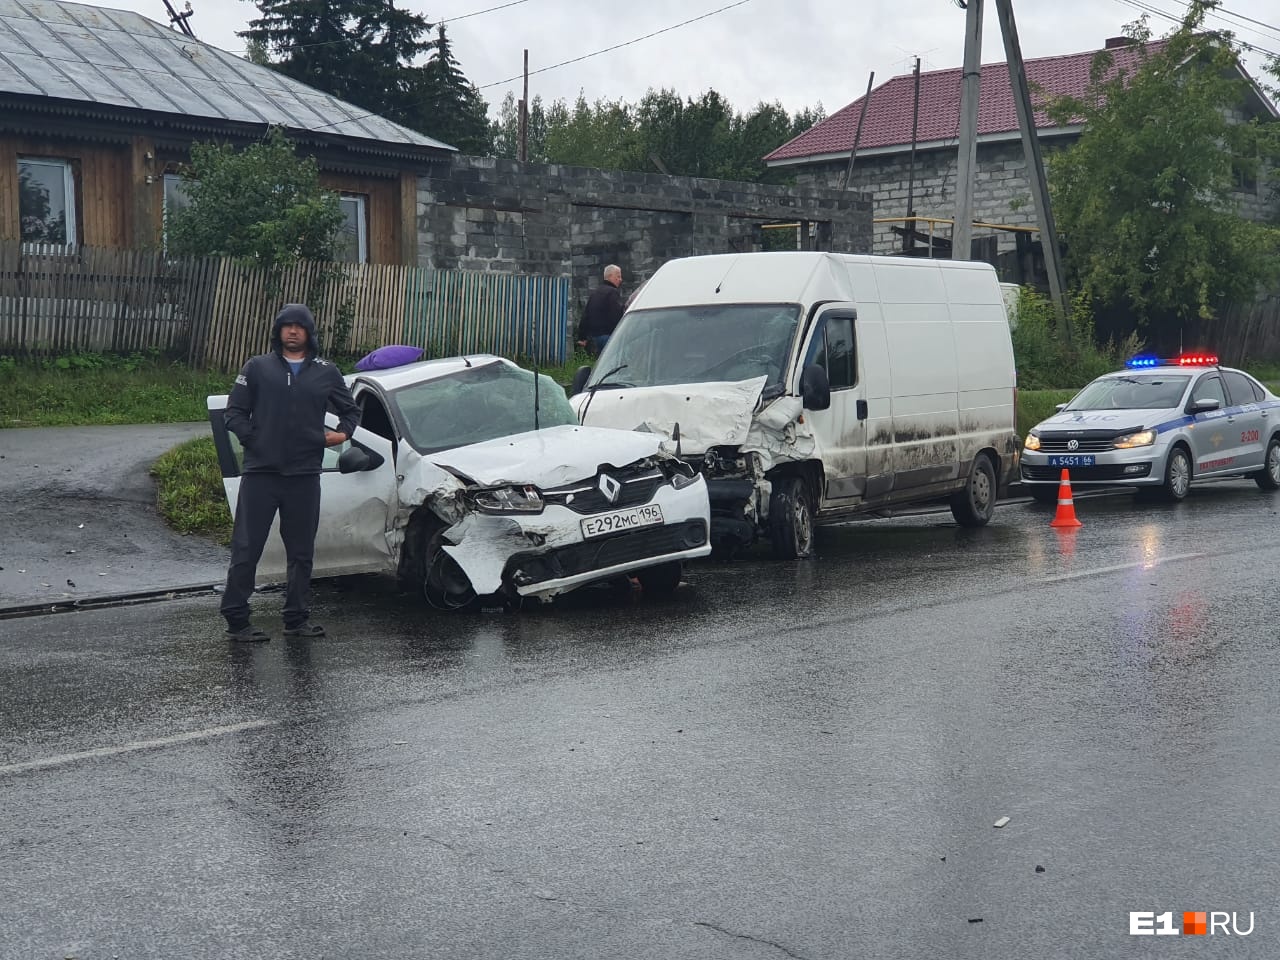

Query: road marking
[0,719,275,777]
[1041,552,1203,583]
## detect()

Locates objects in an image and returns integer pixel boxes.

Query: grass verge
[149,436,234,545]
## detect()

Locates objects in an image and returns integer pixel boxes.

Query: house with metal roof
[0,0,455,264]
[764,37,1278,273]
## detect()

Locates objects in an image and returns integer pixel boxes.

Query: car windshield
[391,361,577,453]
[589,303,801,390]
[1066,374,1191,411]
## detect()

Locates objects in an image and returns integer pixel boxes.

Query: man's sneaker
[225,624,270,643]
[282,621,325,638]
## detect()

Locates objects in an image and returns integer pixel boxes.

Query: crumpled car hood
[427,423,670,487]
[573,378,767,455]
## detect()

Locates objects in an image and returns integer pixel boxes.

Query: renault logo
[598,473,622,504]
[1067,439,1080,451]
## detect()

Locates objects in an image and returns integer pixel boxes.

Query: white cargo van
[569,251,1020,558]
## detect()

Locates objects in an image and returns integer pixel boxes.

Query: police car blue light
[1021,358,1280,502]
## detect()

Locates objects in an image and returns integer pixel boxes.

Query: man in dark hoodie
[220,304,361,642]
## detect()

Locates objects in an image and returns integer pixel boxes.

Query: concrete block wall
[794,134,1279,256]
[417,156,873,318]
[794,139,1055,257]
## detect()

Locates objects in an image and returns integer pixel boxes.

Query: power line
[1111,0,1280,60]
[443,0,531,23]
[229,0,527,56]
[477,0,756,89]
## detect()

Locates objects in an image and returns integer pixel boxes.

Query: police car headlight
[1023,433,1041,451]
[1114,429,1156,449]
[472,485,544,514]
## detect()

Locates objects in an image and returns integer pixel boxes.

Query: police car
[1020,354,1280,502]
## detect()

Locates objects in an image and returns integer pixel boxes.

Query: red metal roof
[765,40,1166,163]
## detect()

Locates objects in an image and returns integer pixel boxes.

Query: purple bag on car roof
[355,344,425,371]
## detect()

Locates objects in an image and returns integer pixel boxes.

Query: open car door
[207,395,398,583]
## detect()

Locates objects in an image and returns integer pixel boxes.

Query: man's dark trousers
[220,472,322,630]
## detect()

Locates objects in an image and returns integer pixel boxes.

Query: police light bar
[1125,353,1219,369]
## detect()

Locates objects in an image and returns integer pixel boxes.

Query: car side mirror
[337,445,384,474]
[800,363,830,411]
[1188,397,1221,413]
[1055,403,1068,412]
[571,365,592,396]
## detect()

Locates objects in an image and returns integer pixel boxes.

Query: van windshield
[589,303,801,390]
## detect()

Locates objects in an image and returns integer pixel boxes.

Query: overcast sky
[97,0,1280,117]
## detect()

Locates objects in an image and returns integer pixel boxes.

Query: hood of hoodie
[271,303,319,357]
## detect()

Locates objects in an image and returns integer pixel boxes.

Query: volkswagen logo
[1067,439,1080,451]
[597,473,622,504]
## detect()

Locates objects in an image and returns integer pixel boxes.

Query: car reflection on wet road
[4,483,1280,959]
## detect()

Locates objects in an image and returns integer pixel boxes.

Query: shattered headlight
[472,485,544,514]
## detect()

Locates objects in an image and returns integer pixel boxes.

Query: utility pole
[993,0,1068,332]
[839,72,875,193]
[160,0,195,38]
[903,57,921,253]
[953,0,983,260]
[517,49,529,163]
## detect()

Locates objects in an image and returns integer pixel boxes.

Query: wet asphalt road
[0,424,226,609]
[4,482,1280,959]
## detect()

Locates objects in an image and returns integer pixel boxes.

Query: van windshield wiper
[578,363,630,425]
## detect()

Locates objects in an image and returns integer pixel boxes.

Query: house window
[18,157,76,248]
[338,194,368,263]
[162,173,192,253]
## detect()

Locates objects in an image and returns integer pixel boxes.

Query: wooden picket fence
[0,242,570,370]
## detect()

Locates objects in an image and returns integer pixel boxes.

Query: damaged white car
[207,356,711,608]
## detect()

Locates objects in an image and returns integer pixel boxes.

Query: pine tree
[240,0,435,131]
[417,23,491,154]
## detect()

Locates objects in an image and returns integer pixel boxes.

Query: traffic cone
[1049,469,1083,528]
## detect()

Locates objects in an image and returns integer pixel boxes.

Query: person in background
[220,303,360,643]
[576,264,624,356]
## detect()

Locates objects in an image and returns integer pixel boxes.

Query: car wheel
[1161,446,1192,502]
[1255,435,1280,490]
[769,475,814,560]
[421,529,477,611]
[1028,483,1059,504]
[636,561,683,596]
[950,455,997,526]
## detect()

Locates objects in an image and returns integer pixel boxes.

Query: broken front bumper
[441,478,712,600]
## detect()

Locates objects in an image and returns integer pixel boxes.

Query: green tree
[490,92,550,162]
[166,127,345,271]
[241,0,490,147]
[418,23,491,154]
[489,86,825,182]
[1046,0,1280,337]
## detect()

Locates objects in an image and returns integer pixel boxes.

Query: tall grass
[0,352,233,428]
[149,436,233,544]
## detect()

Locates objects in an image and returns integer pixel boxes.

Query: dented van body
[569,252,1020,558]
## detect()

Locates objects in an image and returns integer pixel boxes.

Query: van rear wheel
[950,455,997,527]
[770,475,814,559]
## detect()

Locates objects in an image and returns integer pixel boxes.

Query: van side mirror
[337,445,384,474]
[800,363,831,411]
[571,365,592,396]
